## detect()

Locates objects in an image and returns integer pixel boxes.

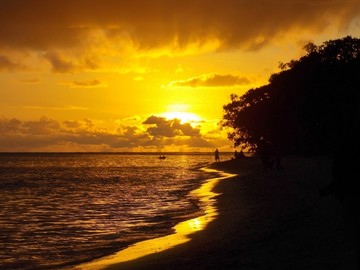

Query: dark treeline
[222,36,360,268]
[222,36,360,157]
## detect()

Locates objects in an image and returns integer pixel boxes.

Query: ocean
[0,152,231,270]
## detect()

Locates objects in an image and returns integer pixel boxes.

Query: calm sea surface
[0,153,231,270]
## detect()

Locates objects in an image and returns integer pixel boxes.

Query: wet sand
[75,156,358,270]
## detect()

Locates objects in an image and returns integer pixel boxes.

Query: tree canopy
[221,36,360,156]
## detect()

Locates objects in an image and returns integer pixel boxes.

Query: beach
[73,156,358,270]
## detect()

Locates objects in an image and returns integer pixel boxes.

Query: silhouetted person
[237,149,245,158]
[214,148,220,162]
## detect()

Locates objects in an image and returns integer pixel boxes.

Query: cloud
[0,115,220,152]
[22,117,61,134]
[169,74,252,87]
[0,55,24,71]
[143,115,201,137]
[0,117,22,133]
[19,78,41,84]
[0,116,60,135]
[59,79,107,88]
[0,0,359,72]
[43,52,98,73]
[63,118,95,129]
[63,120,83,129]
[0,116,146,151]
[44,52,77,73]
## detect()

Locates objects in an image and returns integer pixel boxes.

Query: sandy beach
[74,156,358,270]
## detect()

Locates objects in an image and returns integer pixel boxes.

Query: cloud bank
[0,116,223,152]
[1,0,359,72]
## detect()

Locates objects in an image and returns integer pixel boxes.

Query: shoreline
[72,156,357,270]
[70,165,237,270]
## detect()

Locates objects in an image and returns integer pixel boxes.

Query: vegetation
[221,36,360,156]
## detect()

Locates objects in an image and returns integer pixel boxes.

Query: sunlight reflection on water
[75,167,236,270]
[0,153,233,270]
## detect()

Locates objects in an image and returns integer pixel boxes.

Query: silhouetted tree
[221,36,360,156]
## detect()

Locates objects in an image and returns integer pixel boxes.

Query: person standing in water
[214,148,220,162]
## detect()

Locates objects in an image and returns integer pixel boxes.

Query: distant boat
[158,155,166,160]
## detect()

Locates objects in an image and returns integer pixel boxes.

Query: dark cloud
[143,115,179,137]
[0,55,24,71]
[143,115,200,138]
[170,74,251,87]
[62,119,95,130]
[142,115,168,125]
[0,0,359,55]
[60,79,106,88]
[0,116,148,151]
[43,52,77,73]
[0,117,22,133]
[0,116,211,151]
[0,116,60,134]
[43,52,99,73]
[21,117,61,134]
[63,120,83,129]
[73,79,101,87]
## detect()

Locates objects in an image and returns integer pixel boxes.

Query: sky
[1,0,360,152]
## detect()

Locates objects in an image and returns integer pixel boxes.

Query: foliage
[221,36,360,156]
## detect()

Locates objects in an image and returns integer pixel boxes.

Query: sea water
[0,153,230,270]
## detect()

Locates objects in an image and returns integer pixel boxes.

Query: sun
[161,111,202,123]
[160,104,202,124]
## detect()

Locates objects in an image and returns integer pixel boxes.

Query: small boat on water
[158,155,166,160]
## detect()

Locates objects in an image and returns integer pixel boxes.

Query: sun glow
[162,111,202,123]
[161,104,203,123]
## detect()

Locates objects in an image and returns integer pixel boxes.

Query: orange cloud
[43,52,77,73]
[0,116,60,135]
[19,78,41,84]
[59,79,107,88]
[169,74,251,87]
[143,115,201,138]
[43,52,98,73]
[0,55,24,71]
[0,116,220,152]
[0,0,359,72]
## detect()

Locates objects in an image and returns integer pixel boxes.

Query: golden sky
[1,0,360,152]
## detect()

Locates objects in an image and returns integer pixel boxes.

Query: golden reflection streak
[73,168,236,270]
